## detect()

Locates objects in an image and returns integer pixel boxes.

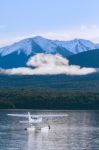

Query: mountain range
[0,36,99,68]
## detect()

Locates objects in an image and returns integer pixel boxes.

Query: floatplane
[7,112,68,131]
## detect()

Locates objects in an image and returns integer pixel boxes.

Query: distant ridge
[68,49,99,68]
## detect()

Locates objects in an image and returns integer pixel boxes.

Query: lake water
[0,110,99,150]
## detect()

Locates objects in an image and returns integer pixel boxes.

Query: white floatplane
[7,112,68,131]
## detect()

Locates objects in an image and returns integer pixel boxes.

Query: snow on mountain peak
[0,38,34,56]
[33,36,57,53]
[0,36,99,57]
[54,38,98,54]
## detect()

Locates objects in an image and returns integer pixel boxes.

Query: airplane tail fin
[28,112,32,123]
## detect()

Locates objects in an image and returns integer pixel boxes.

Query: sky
[0,0,99,46]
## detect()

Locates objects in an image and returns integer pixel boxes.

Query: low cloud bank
[0,53,97,75]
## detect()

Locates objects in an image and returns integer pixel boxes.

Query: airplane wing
[33,114,68,117]
[7,113,68,118]
[7,114,28,117]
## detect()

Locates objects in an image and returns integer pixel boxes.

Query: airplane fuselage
[30,117,42,123]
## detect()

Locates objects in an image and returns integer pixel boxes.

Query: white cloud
[0,54,97,76]
[27,53,68,67]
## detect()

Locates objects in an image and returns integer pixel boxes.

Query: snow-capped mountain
[0,36,72,68]
[0,36,98,57]
[0,36,73,57]
[54,38,98,54]
[0,38,43,56]
[29,36,99,54]
[0,36,99,68]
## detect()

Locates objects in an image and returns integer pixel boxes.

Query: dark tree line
[0,88,99,109]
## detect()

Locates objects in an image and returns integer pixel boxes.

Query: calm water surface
[0,110,99,150]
